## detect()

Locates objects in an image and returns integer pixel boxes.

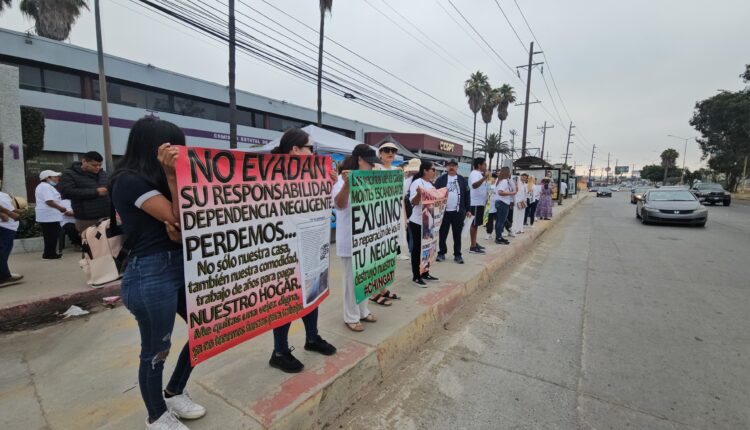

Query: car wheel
[697,221,706,227]
[636,208,641,219]
[641,212,648,224]
[723,200,730,207]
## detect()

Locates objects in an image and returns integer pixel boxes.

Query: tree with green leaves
[690,66,750,191]
[316,0,332,126]
[496,83,516,146]
[476,133,508,171]
[480,87,500,146]
[2,0,90,41]
[464,71,490,160]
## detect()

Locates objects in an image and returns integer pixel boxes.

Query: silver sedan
[636,189,708,227]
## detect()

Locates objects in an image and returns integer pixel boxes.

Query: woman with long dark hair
[111,117,204,430]
[267,128,337,373]
[333,144,381,332]
[408,161,439,286]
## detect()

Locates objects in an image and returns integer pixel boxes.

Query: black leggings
[409,221,428,280]
[39,222,61,259]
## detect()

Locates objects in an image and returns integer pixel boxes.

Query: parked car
[596,187,612,197]
[630,187,651,204]
[690,183,731,206]
[636,189,707,227]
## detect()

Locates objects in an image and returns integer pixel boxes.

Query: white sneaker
[484,233,493,241]
[165,391,206,420]
[397,254,410,261]
[507,232,516,238]
[146,411,189,430]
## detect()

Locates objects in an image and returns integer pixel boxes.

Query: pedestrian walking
[537,178,555,220]
[333,144,381,332]
[267,128,337,373]
[111,117,205,429]
[435,159,470,264]
[409,161,440,286]
[525,176,540,227]
[468,158,489,254]
[35,170,67,260]
[0,189,23,287]
[494,167,516,245]
[370,141,404,306]
[59,151,110,233]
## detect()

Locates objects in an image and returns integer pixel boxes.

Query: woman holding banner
[111,117,205,430]
[267,128,337,373]
[409,161,440,287]
[333,144,382,332]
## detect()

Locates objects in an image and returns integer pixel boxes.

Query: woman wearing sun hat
[35,170,70,260]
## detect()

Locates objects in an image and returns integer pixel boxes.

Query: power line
[492,0,527,52]
[136,0,476,141]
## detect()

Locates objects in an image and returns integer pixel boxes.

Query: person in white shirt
[526,176,541,227]
[409,161,440,286]
[333,144,382,332]
[560,180,569,205]
[493,167,517,244]
[485,172,499,240]
[468,158,489,254]
[512,174,529,234]
[370,142,404,306]
[435,159,470,264]
[0,189,23,286]
[402,158,420,260]
[58,199,81,254]
[35,170,70,260]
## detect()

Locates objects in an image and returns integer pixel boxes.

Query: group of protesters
[3,118,561,429]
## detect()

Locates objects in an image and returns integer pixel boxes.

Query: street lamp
[667,134,694,184]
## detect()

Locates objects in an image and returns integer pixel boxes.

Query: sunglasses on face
[380,148,398,154]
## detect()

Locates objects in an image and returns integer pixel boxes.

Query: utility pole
[606,153,611,185]
[517,42,543,158]
[509,129,517,161]
[614,158,618,184]
[559,121,574,204]
[94,0,113,171]
[537,121,554,161]
[588,144,596,186]
[228,0,237,149]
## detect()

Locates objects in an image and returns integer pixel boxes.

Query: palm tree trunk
[484,122,489,159]
[316,9,325,126]
[228,0,237,149]
[471,113,477,160]
[497,120,504,170]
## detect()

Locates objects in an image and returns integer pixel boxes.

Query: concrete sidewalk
[0,196,586,430]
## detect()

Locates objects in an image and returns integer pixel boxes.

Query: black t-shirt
[111,172,180,257]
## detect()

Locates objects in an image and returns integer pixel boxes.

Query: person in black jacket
[434,159,470,264]
[60,151,110,232]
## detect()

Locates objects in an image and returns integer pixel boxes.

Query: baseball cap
[446,158,459,166]
[378,142,398,152]
[39,170,61,180]
[352,145,381,166]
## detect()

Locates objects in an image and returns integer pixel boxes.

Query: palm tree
[17,0,89,41]
[480,87,501,156]
[476,133,510,171]
[317,0,333,126]
[464,71,490,160]
[0,0,12,12]
[496,84,516,150]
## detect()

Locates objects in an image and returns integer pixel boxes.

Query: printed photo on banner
[350,170,403,303]
[175,146,333,365]
[420,188,447,274]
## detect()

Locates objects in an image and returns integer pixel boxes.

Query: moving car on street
[636,189,707,227]
[630,187,651,204]
[690,183,731,206]
[596,187,613,197]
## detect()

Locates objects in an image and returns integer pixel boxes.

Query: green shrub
[16,208,41,239]
[21,106,45,160]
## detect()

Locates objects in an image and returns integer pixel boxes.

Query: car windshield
[699,184,723,191]
[647,190,695,201]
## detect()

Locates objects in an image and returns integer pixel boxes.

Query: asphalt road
[333,192,750,429]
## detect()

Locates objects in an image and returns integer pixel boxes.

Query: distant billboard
[615,166,629,174]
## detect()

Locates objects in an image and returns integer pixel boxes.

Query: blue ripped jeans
[121,249,193,421]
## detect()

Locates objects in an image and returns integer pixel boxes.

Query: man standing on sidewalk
[60,151,110,233]
[468,158,488,254]
[435,159,470,264]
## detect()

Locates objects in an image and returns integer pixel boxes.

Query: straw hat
[12,196,28,211]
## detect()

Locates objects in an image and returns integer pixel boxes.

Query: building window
[268,114,306,132]
[174,96,217,120]
[108,82,146,108]
[18,64,43,92]
[42,69,82,97]
[146,90,171,112]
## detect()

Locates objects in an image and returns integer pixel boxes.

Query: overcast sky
[2,0,749,175]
